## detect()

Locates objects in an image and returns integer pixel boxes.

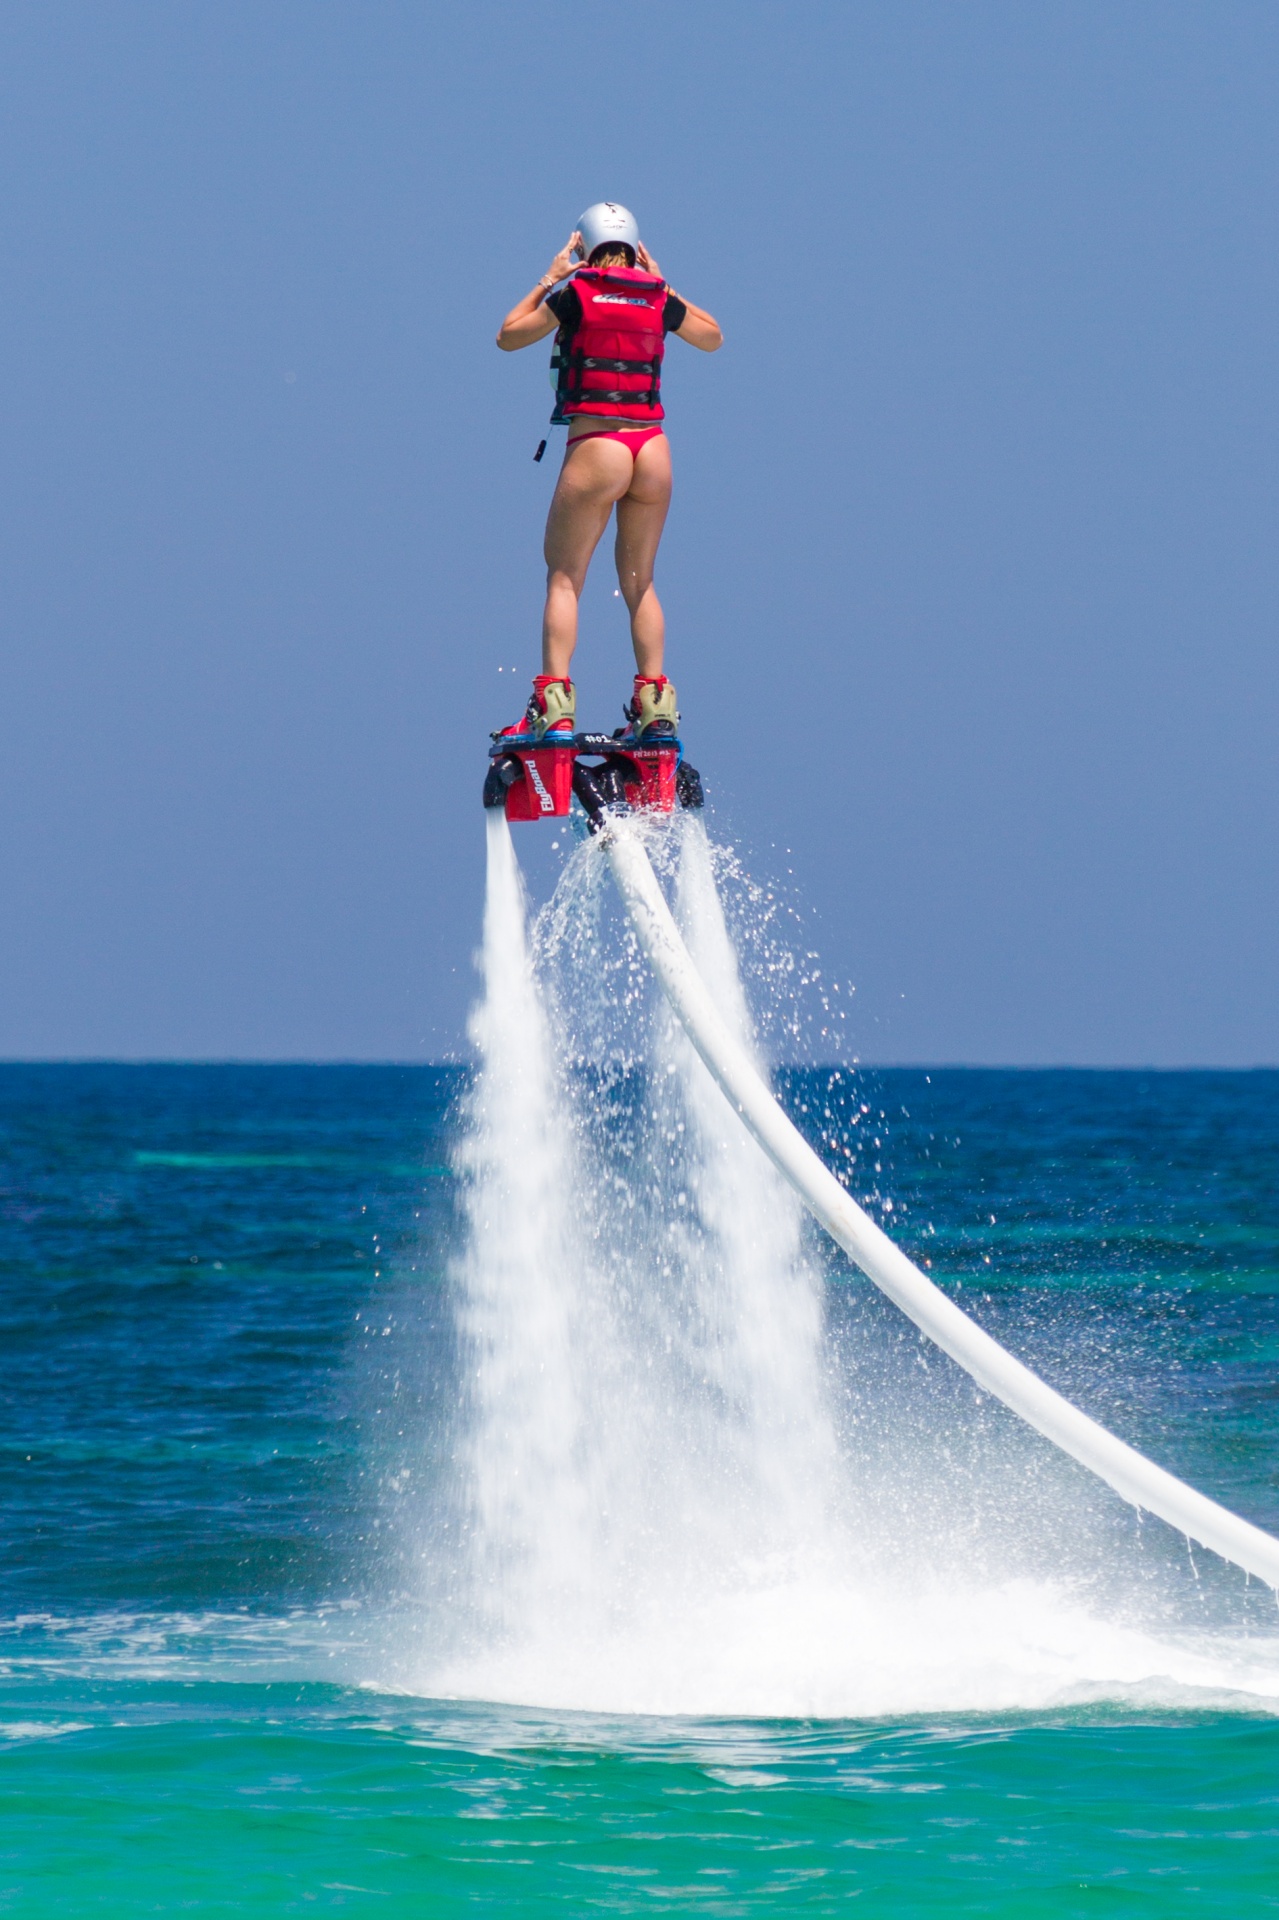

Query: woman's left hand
[637,240,662,277]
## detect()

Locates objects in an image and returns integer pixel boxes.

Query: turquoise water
[3,1062,1279,1912]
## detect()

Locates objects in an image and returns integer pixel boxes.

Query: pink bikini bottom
[567,423,666,455]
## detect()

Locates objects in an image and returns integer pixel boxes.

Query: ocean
[3,828,1279,1912]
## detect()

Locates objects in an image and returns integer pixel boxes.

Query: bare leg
[614,434,673,676]
[542,438,636,677]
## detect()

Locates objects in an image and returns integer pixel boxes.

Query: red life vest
[551,265,667,422]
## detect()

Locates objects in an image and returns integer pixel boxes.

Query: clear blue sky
[1,1,1276,1064]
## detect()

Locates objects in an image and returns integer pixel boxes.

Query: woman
[496,201,722,741]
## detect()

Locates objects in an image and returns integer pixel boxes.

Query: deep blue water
[2,1064,1279,1913]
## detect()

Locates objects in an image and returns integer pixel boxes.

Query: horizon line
[0,1057,1276,1073]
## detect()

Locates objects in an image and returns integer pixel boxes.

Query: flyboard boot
[497,674,576,742]
[484,676,577,818]
[578,672,691,814]
[621,673,679,741]
[484,670,703,826]
[605,674,704,812]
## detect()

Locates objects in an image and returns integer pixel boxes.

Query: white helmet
[577,201,640,264]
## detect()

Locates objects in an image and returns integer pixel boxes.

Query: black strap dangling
[533,439,547,463]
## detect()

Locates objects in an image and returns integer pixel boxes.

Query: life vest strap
[571,355,661,375]
[566,389,662,406]
[563,350,662,409]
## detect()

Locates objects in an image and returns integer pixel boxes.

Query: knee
[617,567,655,608]
[546,566,583,598]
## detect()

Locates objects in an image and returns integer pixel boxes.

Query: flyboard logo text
[593,294,650,307]
[525,759,555,813]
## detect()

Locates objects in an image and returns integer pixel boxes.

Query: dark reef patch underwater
[2,1061,1279,1913]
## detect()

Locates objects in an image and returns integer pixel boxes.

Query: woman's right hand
[545,232,582,286]
[496,233,582,349]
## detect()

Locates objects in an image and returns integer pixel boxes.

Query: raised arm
[637,242,723,352]
[496,234,580,351]
[672,297,723,352]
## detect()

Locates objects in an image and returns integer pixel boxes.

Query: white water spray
[431,813,1279,1718]
[451,813,589,1644]
[663,822,841,1556]
[444,816,850,1705]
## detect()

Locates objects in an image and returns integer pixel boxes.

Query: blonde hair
[588,242,636,268]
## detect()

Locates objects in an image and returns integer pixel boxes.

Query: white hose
[604,820,1279,1588]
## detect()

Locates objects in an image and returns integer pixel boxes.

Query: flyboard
[482,729,1279,1588]
[485,723,703,825]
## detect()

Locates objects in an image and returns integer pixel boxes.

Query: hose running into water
[601,817,1279,1590]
